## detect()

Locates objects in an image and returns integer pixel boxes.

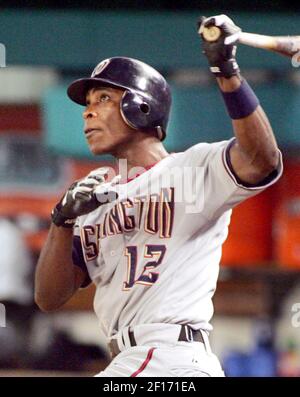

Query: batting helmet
[67,57,171,140]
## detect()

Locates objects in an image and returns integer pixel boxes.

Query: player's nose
[83,107,98,120]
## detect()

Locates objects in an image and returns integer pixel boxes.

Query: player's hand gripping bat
[201,24,300,59]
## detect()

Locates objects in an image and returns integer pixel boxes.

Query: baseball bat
[202,26,300,58]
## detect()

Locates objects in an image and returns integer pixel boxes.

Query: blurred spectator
[222,318,277,376]
[0,217,33,304]
[0,216,34,368]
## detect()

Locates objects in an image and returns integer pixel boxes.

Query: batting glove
[51,167,120,228]
[197,14,241,78]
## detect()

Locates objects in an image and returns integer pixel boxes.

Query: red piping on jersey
[130,347,156,377]
[127,163,157,183]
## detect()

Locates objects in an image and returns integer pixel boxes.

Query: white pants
[96,324,225,377]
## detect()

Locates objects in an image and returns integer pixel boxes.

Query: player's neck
[113,136,169,173]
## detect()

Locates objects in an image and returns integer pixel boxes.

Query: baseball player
[35,15,283,377]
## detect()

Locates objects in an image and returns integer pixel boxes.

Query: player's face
[83,87,134,156]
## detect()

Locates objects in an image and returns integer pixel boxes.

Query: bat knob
[202,26,221,42]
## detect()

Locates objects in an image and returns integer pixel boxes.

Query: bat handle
[201,25,222,42]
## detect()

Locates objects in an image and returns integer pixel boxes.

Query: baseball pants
[95,324,225,377]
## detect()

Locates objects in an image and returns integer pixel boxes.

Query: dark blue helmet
[67,57,171,140]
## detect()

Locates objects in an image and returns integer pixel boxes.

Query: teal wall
[1,10,299,70]
[43,82,300,159]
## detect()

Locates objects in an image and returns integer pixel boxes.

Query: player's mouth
[84,128,102,138]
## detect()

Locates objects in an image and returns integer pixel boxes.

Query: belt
[108,325,205,358]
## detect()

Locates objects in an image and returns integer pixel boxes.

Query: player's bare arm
[199,15,280,185]
[35,225,86,312]
[217,75,279,184]
[35,168,118,312]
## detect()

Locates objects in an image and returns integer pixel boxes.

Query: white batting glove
[51,167,119,228]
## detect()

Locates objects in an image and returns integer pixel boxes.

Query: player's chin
[87,142,112,156]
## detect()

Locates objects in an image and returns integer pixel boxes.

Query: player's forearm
[217,76,279,175]
[199,16,279,178]
[35,224,77,312]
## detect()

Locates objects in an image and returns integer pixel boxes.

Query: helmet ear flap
[120,91,153,130]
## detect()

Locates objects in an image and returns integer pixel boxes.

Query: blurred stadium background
[1,1,300,377]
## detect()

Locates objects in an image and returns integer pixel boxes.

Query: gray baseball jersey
[72,138,282,340]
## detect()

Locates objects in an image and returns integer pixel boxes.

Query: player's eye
[85,93,110,107]
[98,94,110,102]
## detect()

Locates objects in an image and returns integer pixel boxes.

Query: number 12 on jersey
[123,245,166,290]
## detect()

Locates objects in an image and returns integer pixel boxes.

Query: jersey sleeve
[72,226,92,288]
[186,138,283,220]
